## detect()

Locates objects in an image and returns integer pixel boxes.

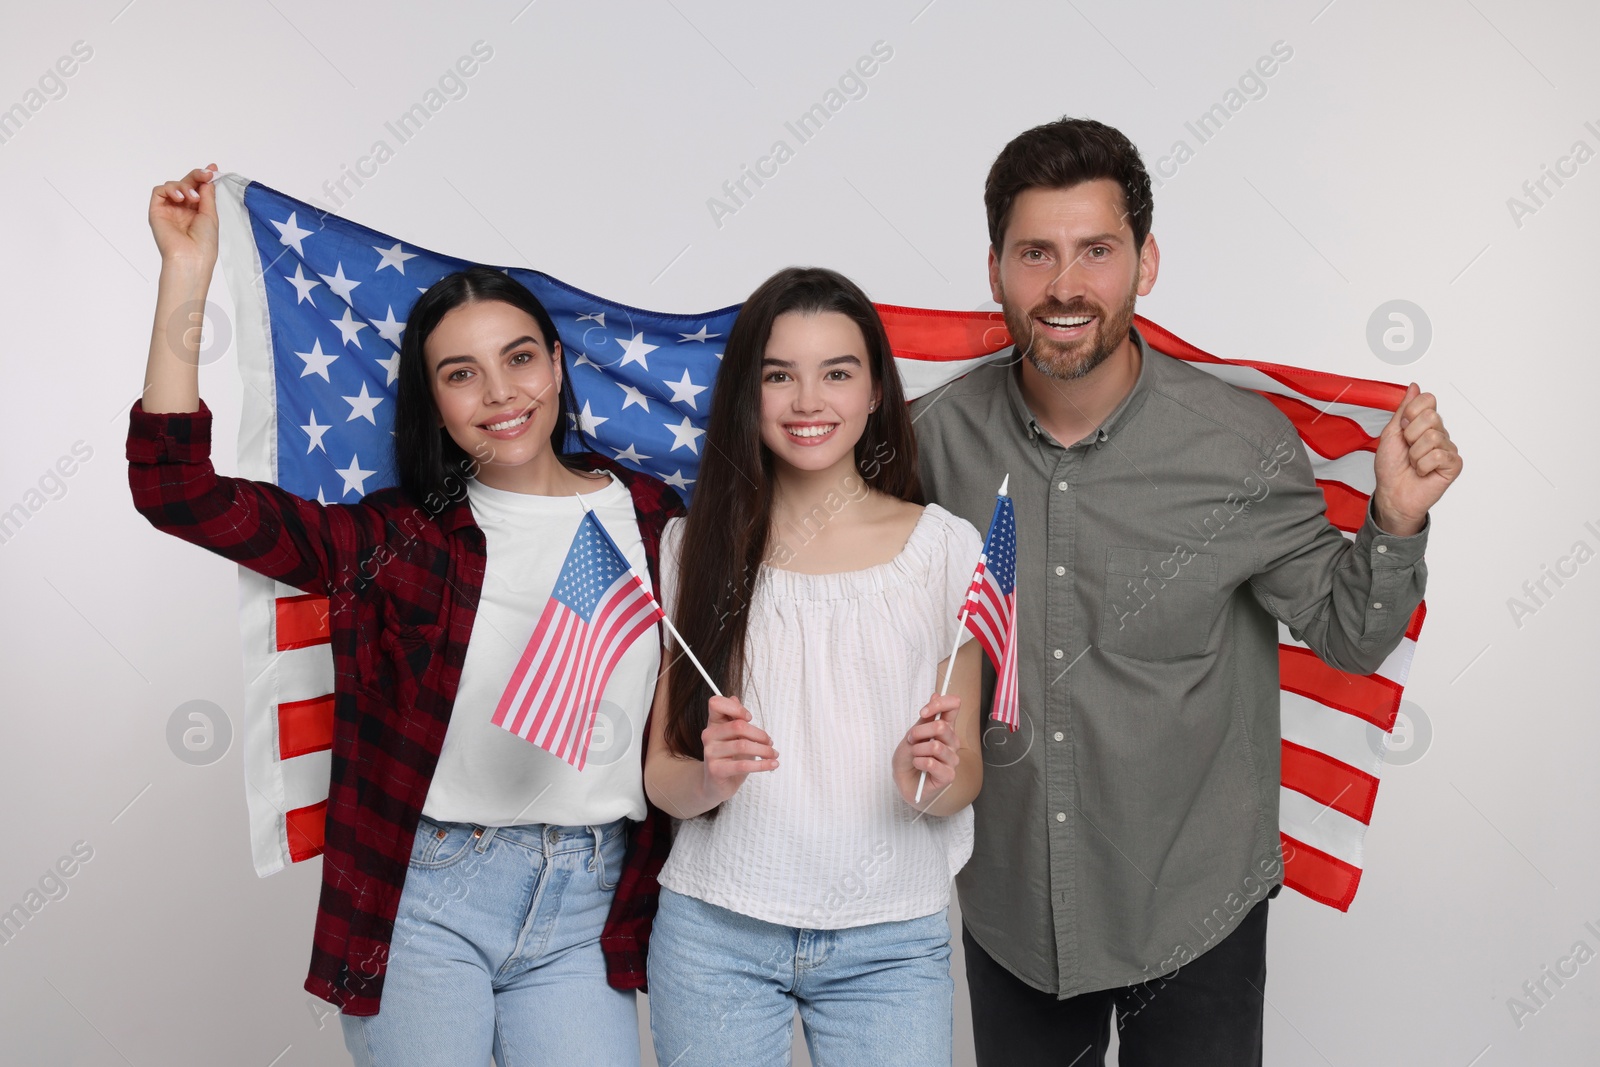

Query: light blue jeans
[340,815,640,1067]
[647,888,954,1067]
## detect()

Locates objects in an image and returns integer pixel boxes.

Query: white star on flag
[577,311,605,326]
[334,453,375,497]
[301,410,331,453]
[666,369,707,409]
[662,469,695,491]
[374,349,401,386]
[677,325,720,343]
[318,263,361,302]
[284,264,321,304]
[296,339,338,381]
[272,212,313,254]
[613,443,652,464]
[331,307,368,348]
[665,415,705,454]
[616,382,651,412]
[576,400,609,436]
[615,331,658,370]
[343,382,383,424]
[373,242,418,274]
[373,306,406,345]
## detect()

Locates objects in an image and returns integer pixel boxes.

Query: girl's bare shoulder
[860,493,925,541]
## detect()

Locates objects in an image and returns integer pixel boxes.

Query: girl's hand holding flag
[643,631,780,821]
[893,691,965,810]
[700,695,779,802]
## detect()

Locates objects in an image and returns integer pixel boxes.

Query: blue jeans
[340,815,640,1067]
[647,888,954,1067]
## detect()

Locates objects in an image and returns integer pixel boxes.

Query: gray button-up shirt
[911,328,1428,998]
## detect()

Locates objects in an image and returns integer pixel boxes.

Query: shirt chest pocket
[1100,547,1220,661]
[355,594,446,693]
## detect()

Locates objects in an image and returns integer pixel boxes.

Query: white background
[2,1,1597,1064]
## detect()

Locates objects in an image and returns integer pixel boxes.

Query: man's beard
[1004,277,1139,382]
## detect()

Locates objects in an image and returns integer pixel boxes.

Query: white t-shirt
[656,504,983,929]
[421,474,659,827]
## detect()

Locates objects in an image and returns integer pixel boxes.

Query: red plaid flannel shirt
[127,400,682,1016]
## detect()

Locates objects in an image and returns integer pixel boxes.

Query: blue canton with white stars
[985,495,1017,596]
[554,513,633,620]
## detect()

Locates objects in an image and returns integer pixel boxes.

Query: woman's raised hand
[700,695,778,802]
[141,165,220,414]
[148,165,220,271]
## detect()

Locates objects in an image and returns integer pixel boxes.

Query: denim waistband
[416,815,626,858]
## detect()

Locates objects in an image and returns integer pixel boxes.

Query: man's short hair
[985,117,1154,252]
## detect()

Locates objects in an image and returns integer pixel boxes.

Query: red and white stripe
[491,571,662,770]
[988,591,1020,732]
[964,562,1020,731]
[964,562,1009,668]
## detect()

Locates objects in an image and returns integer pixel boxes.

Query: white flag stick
[915,474,1009,805]
[657,611,723,698]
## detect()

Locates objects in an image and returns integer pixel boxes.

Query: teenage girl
[643,267,985,1066]
[131,166,677,1066]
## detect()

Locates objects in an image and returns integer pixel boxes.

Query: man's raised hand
[1372,383,1463,537]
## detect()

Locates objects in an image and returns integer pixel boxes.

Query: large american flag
[214,174,1423,912]
[962,487,1020,732]
[491,511,664,770]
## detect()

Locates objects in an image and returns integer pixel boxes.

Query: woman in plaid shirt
[130,166,680,1066]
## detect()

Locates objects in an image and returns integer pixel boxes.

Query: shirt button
[1055,565,1066,576]
[1372,602,1384,610]
[1053,649,1064,659]
[1055,812,1067,823]
[1057,481,1069,491]
[1376,544,1389,554]
[1053,731,1064,742]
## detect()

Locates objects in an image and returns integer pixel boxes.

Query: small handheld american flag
[963,477,1020,732]
[491,508,664,770]
[915,475,1019,803]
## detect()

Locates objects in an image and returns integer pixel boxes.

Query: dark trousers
[964,898,1268,1067]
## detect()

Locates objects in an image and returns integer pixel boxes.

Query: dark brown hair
[663,266,922,759]
[985,116,1154,252]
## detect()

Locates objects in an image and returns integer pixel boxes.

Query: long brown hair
[663,266,923,758]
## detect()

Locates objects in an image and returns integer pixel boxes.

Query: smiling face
[759,310,881,476]
[989,179,1158,381]
[424,298,564,489]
